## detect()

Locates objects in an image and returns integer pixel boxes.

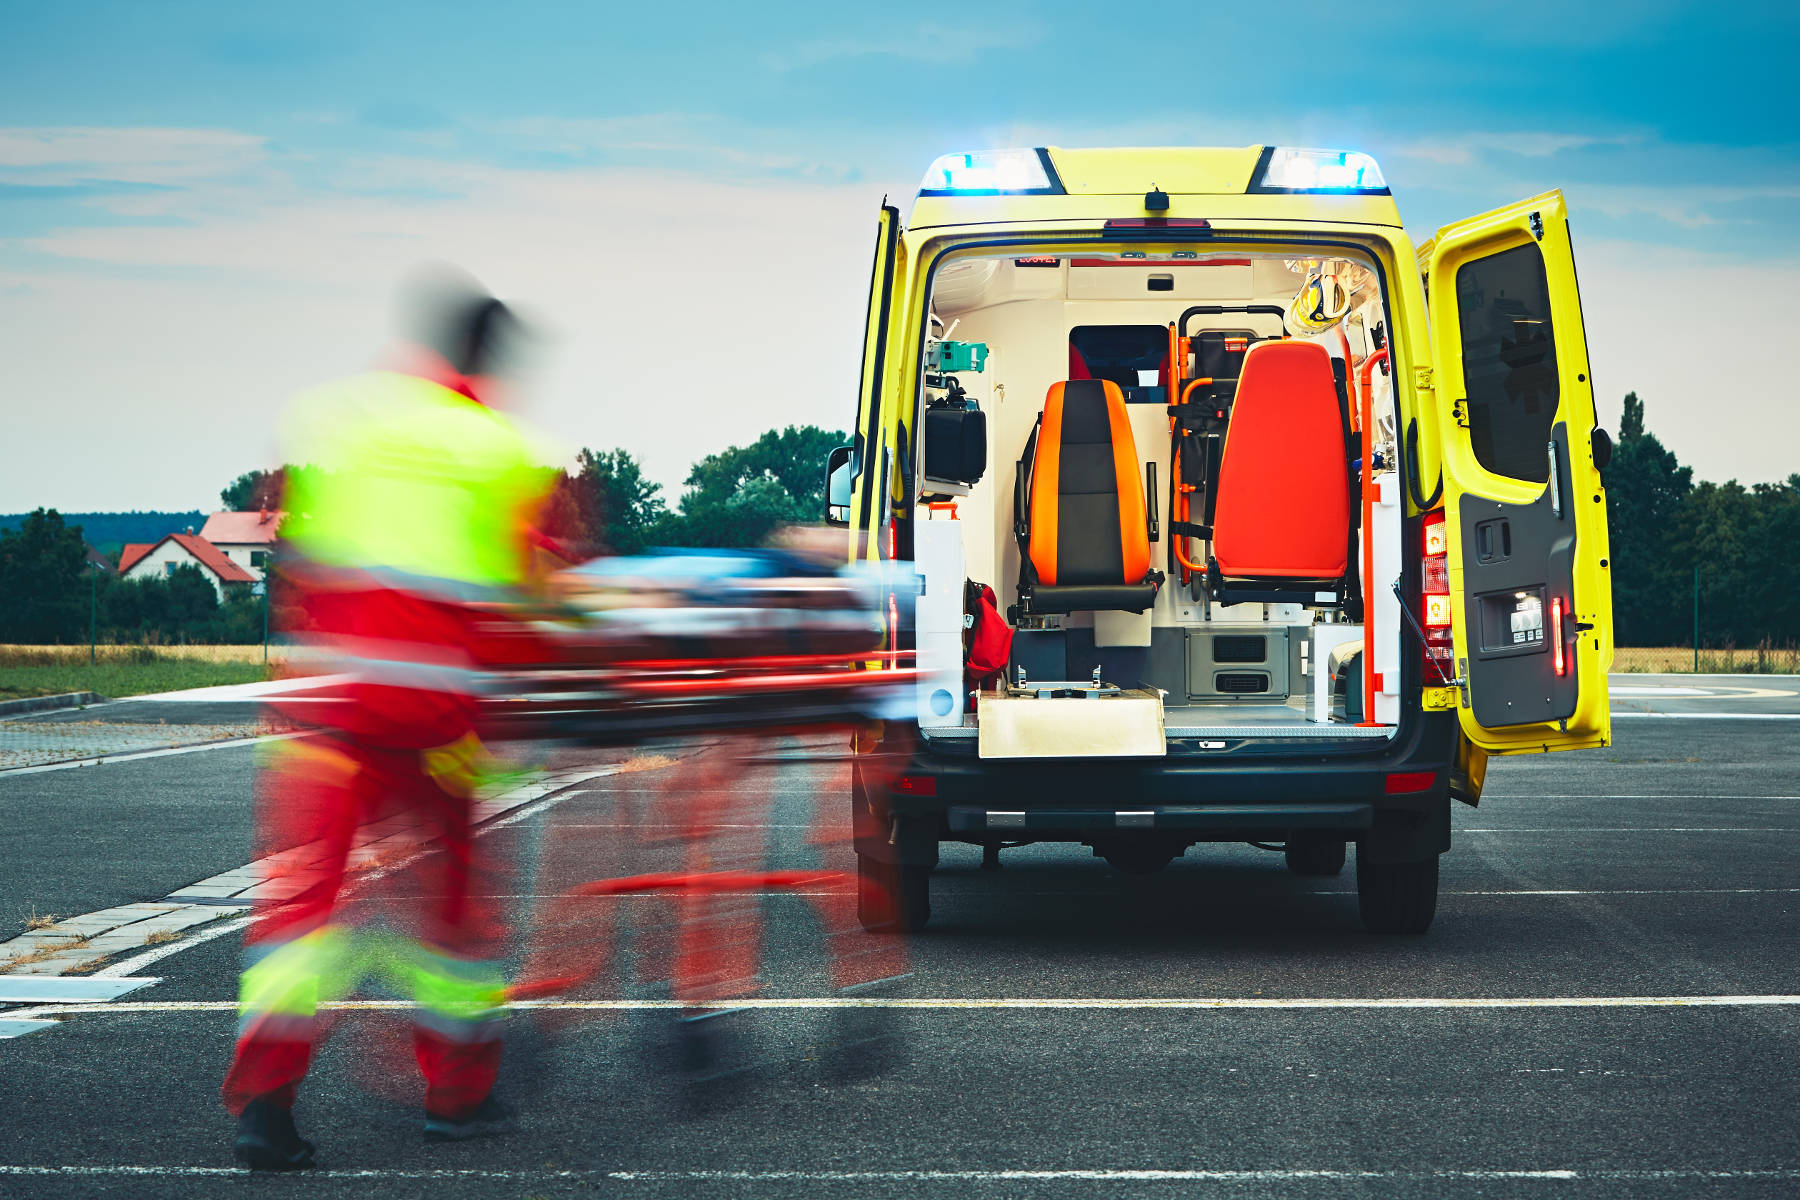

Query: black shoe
[234,1098,316,1171]
[423,1095,516,1142]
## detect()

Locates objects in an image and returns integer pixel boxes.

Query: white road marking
[0,1019,57,1037]
[0,977,157,1003]
[19,993,1800,1015]
[1458,827,1800,833]
[1479,795,1800,800]
[0,1165,1796,1183]
[91,914,252,978]
[1429,888,1800,896]
[1,764,629,1031]
[1611,684,1797,699]
[1612,712,1800,719]
[120,674,353,702]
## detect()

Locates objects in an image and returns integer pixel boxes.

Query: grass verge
[1614,646,1800,674]
[0,645,272,700]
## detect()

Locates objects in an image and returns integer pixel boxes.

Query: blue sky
[3,0,1798,510]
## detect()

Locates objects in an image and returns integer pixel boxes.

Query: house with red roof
[119,533,257,600]
[198,508,283,581]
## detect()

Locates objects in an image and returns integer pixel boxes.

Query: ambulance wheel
[1285,837,1346,877]
[1356,853,1439,935]
[856,855,930,934]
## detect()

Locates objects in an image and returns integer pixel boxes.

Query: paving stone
[0,717,270,769]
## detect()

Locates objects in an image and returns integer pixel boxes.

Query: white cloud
[1,161,882,511]
[4,130,1794,517]
[482,114,847,178]
[0,126,268,187]
[1391,131,1644,167]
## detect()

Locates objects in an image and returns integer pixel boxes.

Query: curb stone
[0,693,105,718]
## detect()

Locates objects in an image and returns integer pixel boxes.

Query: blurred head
[397,265,529,400]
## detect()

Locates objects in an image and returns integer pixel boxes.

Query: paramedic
[222,273,555,1169]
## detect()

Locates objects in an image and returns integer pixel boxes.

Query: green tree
[1742,476,1800,645]
[0,509,90,642]
[1603,393,1693,645]
[1671,481,1759,647]
[96,565,224,643]
[220,468,287,511]
[572,448,666,555]
[658,425,847,548]
[536,470,599,558]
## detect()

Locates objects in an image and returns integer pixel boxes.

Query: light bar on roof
[1253,147,1388,193]
[919,148,1058,195]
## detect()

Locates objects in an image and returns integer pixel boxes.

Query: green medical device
[926,340,988,373]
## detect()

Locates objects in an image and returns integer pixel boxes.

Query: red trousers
[221,730,506,1118]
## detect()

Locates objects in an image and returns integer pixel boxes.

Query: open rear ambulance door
[1425,190,1614,754]
[849,203,903,566]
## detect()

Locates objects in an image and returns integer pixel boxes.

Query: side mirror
[1591,427,1614,473]
[825,444,855,526]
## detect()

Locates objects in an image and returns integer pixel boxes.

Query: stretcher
[476,548,922,744]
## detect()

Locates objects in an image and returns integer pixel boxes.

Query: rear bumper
[858,709,1462,865]
[947,802,1373,838]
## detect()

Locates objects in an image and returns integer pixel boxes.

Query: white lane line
[118,674,353,702]
[0,731,302,777]
[0,977,157,1003]
[21,993,1800,1015]
[3,765,625,1030]
[1459,827,1800,833]
[1432,888,1800,896]
[1612,712,1800,720]
[0,1019,57,1037]
[1479,796,1800,800]
[0,1166,1796,1183]
[91,914,252,978]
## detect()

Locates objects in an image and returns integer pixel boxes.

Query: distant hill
[0,510,206,557]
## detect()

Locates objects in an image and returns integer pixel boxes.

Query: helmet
[1285,260,1352,336]
[399,266,524,377]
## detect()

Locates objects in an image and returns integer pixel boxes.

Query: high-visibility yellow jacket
[282,372,555,596]
[276,371,557,741]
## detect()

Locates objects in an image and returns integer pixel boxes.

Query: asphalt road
[1,679,1797,1198]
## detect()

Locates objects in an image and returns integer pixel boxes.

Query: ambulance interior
[912,250,1406,741]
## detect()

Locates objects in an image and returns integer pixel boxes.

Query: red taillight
[1552,597,1566,676]
[1421,512,1455,680]
[1385,771,1438,794]
[893,774,937,796]
[1423,513,1449,557]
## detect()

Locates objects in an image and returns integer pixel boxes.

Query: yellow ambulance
[827,145,1613,935]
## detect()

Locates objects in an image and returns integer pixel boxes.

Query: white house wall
[122,543,231,601]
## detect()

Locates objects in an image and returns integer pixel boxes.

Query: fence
[1613,645,1800,674]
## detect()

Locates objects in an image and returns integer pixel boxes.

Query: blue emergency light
[1252,147,1388,194]
[919,149,1062,196]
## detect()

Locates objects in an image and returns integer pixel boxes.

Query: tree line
[0,509,266,644]
[0,425,846,644]
[1603,392,1800,648]
[9,402,1791,649]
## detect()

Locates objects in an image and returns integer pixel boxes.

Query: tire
[1285,837,1347,877]
[1101,841,1180,876]
[856,854,930,933]
[1356,853,1439,934]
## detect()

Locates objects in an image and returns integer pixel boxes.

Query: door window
[1455,242,1558,483]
